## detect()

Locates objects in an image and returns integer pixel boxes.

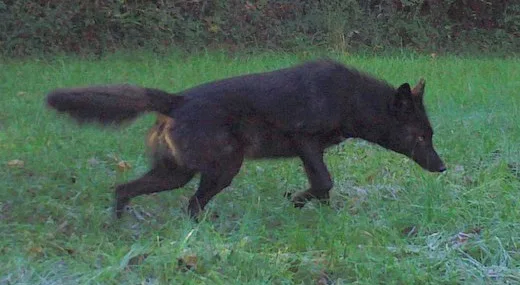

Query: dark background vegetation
[1,0,519,57]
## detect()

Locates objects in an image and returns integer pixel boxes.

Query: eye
[417,136,425,142]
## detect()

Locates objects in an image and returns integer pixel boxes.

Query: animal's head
[382,78,446,172]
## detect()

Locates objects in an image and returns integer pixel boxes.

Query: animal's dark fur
[47,84,184,124]
[46,59,446,219]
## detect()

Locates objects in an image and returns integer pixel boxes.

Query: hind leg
[115,158,195,218]
[187,154,244,219]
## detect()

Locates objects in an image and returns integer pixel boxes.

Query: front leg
[290,140,333,208]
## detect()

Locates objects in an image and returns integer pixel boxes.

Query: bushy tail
[46,84,184,125]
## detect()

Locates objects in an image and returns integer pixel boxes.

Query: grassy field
[1,51,519,284]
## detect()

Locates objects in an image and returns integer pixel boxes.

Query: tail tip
[46,91,62,109]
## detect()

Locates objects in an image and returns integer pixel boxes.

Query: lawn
[1,51,519,284]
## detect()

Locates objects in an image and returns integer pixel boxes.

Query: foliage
[0,0,518,56]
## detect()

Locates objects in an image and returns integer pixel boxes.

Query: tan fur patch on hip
[146,114,182,164]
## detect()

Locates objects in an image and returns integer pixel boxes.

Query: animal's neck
[342,90,394,145]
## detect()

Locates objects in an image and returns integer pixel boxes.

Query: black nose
[438,165,447,172]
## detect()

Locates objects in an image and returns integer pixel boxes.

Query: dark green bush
[0,0,518,57]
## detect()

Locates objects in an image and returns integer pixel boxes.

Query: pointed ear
[397,83,412,95]
[411,78,425,97]
[393,83,413,112]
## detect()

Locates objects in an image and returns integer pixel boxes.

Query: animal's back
[178,59,354,133]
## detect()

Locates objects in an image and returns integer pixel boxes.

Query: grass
[1,51,519,284]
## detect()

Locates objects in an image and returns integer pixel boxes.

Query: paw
[114,189,130,219]
[114,198,129,219]
[187,198,203,222]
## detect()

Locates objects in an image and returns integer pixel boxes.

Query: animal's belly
[242,127,345,159]
[243,130,299,158]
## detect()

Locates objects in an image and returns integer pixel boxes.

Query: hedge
[1,0,518,56]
